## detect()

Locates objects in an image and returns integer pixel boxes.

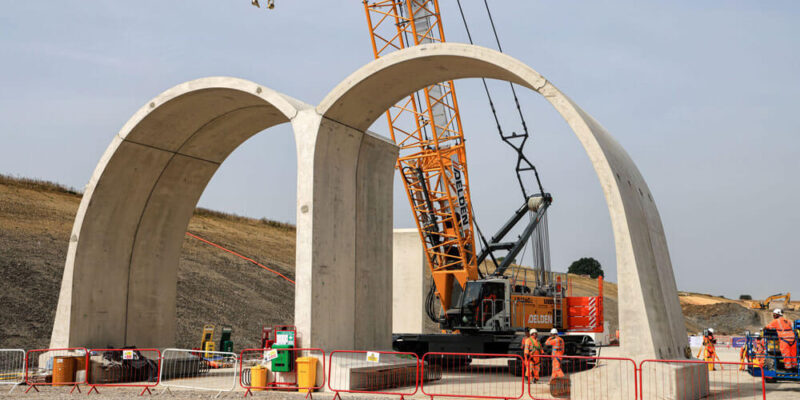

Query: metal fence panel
[24,347,88,394]
[159,348,238,395]
[0,349,25,392]
[328,350,421,399]
[421,352,524,400]
[640,359,766,400]
[527,354,636,400]
[85,348,161,396]
[240,348,325,397]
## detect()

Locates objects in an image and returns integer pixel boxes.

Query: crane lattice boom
[364,0,479,311]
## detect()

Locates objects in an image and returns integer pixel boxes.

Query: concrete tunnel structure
[52,43,688,362]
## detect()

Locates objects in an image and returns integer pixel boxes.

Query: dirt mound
[0,174,295,350]
[682,302,761,335]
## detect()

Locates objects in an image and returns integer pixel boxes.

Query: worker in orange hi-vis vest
[753,333,766,369]
[522,329,542,383]
[696,328,719,371]
[765,309,798,370]
[545,328,566,378]
[739,339,749,371]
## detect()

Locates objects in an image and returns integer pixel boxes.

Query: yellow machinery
[201,324,216,357]
[749,293,791,310]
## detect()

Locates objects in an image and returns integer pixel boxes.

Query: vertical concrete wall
[292,111,397,350]
[392,229,428,334]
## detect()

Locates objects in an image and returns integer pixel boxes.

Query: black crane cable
[455,0,545,199]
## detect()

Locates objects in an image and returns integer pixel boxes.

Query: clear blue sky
[1,1,798,299]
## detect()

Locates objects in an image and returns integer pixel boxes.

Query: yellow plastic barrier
[296,357,318,393]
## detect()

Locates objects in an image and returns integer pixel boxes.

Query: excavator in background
[749,293,792,311]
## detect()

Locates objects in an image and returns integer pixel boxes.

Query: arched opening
[175,121,298,350]
[51,77,308,349]
[318,43,686,359]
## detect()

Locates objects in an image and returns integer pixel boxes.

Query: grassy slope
[0,175,295,350]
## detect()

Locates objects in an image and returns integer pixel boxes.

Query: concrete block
[392,228,428,334]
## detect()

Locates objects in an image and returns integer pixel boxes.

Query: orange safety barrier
[328,350,422,400]
[85,348,161,396]
[527,354,637,400]
[24,347,88,394]
[239,347,325,398]
[639,359,766,400]
[421,352,524,400]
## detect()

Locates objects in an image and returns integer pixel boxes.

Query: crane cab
[442,277,567,333]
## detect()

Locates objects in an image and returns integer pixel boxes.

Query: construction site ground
[0,347,797,400]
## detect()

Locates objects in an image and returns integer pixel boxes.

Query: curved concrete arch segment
[320,43,687,360]
[50,77,310,348]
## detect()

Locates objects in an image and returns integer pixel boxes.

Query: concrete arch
[318,43,687,360]
[50,77,311,348]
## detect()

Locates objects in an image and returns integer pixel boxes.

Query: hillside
[1,174,793,351]
[0,175,295,350]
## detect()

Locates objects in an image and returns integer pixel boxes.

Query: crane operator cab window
[457,281,506,329]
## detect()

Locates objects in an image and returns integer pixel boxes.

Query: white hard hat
[530,329,537,335]
[708,328,714,333]
[550,328,558,334]
[774,308,783,315]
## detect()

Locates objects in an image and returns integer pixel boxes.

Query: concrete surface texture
[318,42,687,361]
[50,77,398,351]
[392,229,428,334]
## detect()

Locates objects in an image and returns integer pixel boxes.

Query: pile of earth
[0,174,295,350]
[682,302,762,335]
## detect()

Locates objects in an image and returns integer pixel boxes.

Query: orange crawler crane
[363,0,603,362]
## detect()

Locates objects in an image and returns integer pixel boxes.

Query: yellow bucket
[296,357,318,393]
[250,364,269,391]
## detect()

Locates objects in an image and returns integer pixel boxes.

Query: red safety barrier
[421,352,524,400]
[24,347,88,394]
[526,354,636,400]
[639,359,766,400]
[328,350,422,400]
[85,348,161,396]
[239,347,325,398]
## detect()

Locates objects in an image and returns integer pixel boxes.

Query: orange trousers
[779,340,797,369]
[551,355,565,378]
[524,357,540,382]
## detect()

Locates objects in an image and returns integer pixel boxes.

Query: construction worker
[764,309,797,370]
[545,328,565,378]
[522,329,542,383]
[696,328,719,371]
[739,337,749,371]
[753,332,766,369]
